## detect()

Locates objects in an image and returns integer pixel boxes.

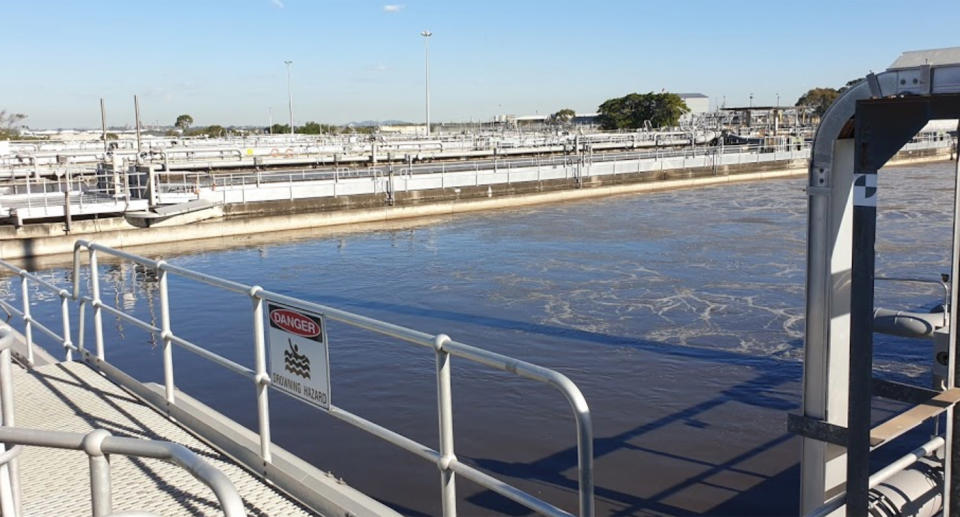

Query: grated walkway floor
[11,360,314,516]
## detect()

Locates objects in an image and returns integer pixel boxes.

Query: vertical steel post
[60,293,73,361]
[158,265,174,405]
[85,430,112,517]
[64,191,72,234]
[0,332,21,515]
[100,98,108,155]
[250,288,272,464]
[134,95,142,165]
[801,140,855,513]
[77,300,86,354]
[434,334,456,516]
[19,275,33,366]
[285,60,294,135]
[946,132,960,517]
[421,31,432,137]
[89,249,105,360]
[846,112,880,516]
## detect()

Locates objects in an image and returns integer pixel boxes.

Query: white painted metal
[55,240,593,516]
[801,48,960,515]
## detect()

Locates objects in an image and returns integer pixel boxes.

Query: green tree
[298,121,340,135]
[597,93,689,130]
[202,125,225,137]
[0,110,27,140]
[795,88,840,116]
[174,114,194,131]
[549,108,576,126]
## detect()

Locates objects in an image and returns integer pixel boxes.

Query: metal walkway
[11,359,312,516]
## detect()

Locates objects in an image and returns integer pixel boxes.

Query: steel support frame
[846,97,946,514]
[802,82,960,515]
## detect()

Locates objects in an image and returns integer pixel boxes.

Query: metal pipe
[85,430,113,517]
[421,30,432,137]
[808,436,946,517]
[89,248,105,360]
[250,289,271,464]
[158,266,174,404]
[443,338,594,515]
[101,438,244,516]
[19,275,33,366]
[77,299,86,353]
[168,334,254,378]
[435,334,457,516]
[61,242,593,515]
[100,98,108,155]
[284,61,294,135]
[0,330,20,515]
[0,425,244,517]
[134,95,142,164]
[60,294,73,361]
[449,459,573,517]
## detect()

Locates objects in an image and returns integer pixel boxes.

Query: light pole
[421,30,432,137]
[284,60,294,135]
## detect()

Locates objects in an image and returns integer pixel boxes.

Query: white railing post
[157,264,175,405]
[0,330,22,515]
[85,429,112,517]
[19,274,33,366]
[77,299,86,354]
[434,334,456,517]
[89,248,105,360]
[60,292,73,361]
[250,287,272,464]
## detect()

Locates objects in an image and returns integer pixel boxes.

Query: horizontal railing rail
[0,325,243,517]
[0,426,245,517]
[64,240,593,517]
[0,260,75,366]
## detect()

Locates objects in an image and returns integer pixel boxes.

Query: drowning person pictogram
[284,339,311,379]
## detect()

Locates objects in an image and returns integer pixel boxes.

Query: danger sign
[266,302,331,411]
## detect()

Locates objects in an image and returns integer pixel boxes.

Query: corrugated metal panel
[889,47,960,70]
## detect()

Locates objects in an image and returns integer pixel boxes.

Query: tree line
[1,80,866,143]
[172,114,376,137]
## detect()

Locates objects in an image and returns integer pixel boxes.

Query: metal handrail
[0,328,243,516]
[875,275,951,319]
[0,426,245,517]
[65,240,594,516]
[0,261,75,365]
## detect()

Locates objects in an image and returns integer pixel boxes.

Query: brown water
[9,161,953,515]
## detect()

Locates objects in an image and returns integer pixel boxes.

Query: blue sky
[5,1,959,129]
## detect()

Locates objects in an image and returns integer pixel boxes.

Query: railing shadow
[24,362,308,516]
[301,294,923,515]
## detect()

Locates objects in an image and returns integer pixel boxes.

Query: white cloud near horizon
[271,0,285,8]
[383,4,404,12]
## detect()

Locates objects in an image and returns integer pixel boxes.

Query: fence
[0,240,594,516]
[2,133,953,222]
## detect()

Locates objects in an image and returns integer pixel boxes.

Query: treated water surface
[9,161,955,516]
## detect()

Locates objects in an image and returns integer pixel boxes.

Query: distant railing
[2,132,953,222]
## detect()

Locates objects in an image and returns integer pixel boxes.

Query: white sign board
[266,302,331,410]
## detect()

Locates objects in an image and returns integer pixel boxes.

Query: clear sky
[5,1,959,129]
